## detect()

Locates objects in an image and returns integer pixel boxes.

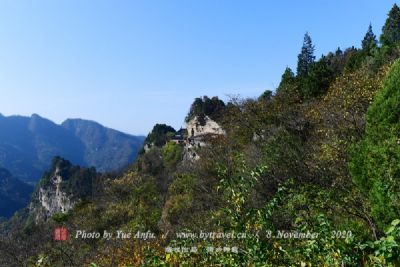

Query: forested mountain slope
[0,114,144,183]
[2,4,400,267]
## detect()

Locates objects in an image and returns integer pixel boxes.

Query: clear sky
[0,0,396,135]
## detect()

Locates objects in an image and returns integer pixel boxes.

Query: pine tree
[362,24,378,53]
[380,4,400,46]
[297,32,315,77]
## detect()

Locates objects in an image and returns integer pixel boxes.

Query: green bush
[349,60,400,229]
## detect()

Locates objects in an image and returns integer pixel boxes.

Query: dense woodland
[2,4,400,266]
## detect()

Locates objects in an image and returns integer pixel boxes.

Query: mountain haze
[62,118,145,173]
[0,168,33,218]
[0,113,145,183]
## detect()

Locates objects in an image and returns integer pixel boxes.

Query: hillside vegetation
[2,4,400,267]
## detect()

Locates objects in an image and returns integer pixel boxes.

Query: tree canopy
[185,96,225,122]
[145,124,176,147]
[381,4,400,46]
[362,24,378,54]
[349,60,400,229]
[297,32,315,77]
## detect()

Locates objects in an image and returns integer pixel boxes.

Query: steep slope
[61,118,145,172]
[29,156,99,223]
[3,5,400,266]
[0,114,144,183]
[0,114,84,183]
[0,168,33,218]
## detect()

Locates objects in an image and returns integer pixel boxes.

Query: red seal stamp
[54,227,69,241]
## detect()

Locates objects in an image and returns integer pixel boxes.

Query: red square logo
[54,227,69,241]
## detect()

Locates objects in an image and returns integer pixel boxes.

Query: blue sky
[0,0,395,135]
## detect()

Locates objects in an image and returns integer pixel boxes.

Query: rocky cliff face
[33,167,73,221]
[29,157,98,223]
[186,115,225,138]
[183,116,225,161]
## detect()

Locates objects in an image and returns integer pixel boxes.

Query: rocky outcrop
[186,115,225,138]
[183,116,225,161]
[36,168,73,215]
[29,157,98,223]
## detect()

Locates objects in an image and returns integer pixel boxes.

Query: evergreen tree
[280,67,295,85]
[362,24,378,53]
[326,47,345,74]
[349,60,400,229]
[276,67,299,97]
[303,56,334,97]
[297,32,315,77]
[259,89,273,101]
[380,4,400,46]
[145,124,176,147]
[185,96,225,122]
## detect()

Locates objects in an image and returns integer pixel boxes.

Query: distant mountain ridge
[61,118,144,173]
[0,167,33,218]
[0,113,145,183]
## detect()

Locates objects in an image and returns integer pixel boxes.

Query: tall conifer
[362,24,378,53]
[297,32,315,77]
[380,4,400,46]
